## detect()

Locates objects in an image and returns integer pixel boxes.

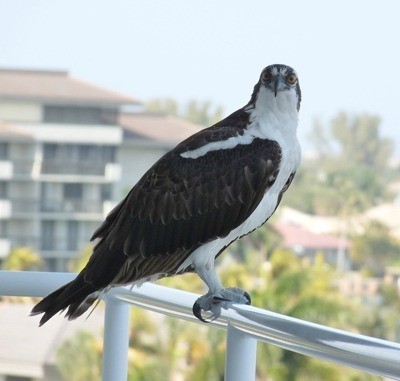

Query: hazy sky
[1,0,400,152]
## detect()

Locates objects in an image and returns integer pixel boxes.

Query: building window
[45,258,57,272]
[63,183,83,199]
[0,221,8,236]
[43,105,117,125]
[0,182,7,198]
[0,142,8,160]
[101,184,112,201]
[41,220,55,250]
[103,146,116,162]
[43,143,58,160]
[67,221,79,251]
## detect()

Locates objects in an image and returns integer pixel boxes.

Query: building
[118,111,203,195]
[273,221,351,271]
[335,271,381,300]
[0,69,140,271]
[0,69,204,272]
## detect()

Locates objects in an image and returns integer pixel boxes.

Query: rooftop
[0,68,141,106]
[119,111,204,144]
[274,221,350,250]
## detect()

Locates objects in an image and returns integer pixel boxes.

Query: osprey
[32,64,301,325]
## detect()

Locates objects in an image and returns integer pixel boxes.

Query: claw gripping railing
[1,270,400,381]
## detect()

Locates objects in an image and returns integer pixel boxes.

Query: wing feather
[92,130,282,262]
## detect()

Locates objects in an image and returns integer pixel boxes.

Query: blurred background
[0,1,400,380]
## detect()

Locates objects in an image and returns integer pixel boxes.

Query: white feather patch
[180,133,254,159]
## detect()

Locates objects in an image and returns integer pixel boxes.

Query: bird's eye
[261,71,271,82]
[287,74,297,85]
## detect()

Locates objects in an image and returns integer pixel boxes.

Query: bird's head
[248,64,301,112]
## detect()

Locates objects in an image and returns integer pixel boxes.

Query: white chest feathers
[177,87,301,274]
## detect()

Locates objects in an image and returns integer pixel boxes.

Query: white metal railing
[1,270,400,381]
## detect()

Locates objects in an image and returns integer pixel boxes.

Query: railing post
[225,323,257,381]
[102,296,131,381]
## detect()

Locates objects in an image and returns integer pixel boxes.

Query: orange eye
[287,74,297,84]
[261,71,271,82]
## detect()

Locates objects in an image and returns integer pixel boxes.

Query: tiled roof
[274,222,350,250]
[0,69,141,106]
[119,112,204,144]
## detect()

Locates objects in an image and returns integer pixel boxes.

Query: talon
[244,291,251,305]
[192,301,206,322]
[192,301,216,323]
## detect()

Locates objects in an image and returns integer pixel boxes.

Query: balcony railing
[12,160,35,177]
[41,160,109,176]
[0,271,399,381]
[40,199,105,214]
[2,159,120,181]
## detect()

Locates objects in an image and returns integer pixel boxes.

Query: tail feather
[32,243,129,326]
[31,275,97,326]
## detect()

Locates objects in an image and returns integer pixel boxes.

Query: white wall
[0,101,42,122]
[117,143,168,198]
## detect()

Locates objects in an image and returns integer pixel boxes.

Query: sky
[1,0,400,153]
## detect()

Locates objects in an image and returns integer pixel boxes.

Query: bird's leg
[192,260,251,322]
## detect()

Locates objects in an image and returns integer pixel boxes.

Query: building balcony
[5,198,111,219]
[9,199,38,216]
[40,199,111,216]
[0,161,13,179]
[39,236,79,253]
[12,160,35,178]
[0,200,11,219]
[40,161,120,181]
[0,239,11,258]
[9,236,39,250]
[105,163,121,181]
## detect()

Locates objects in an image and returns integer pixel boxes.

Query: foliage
[285,112,393,216]
[330,113,393,169]
[145,98,223,126]
[68,244,93,272]
[56,246,390,381]
[2,246,44,271]
[57,331,102,381]
[351,221,400,275]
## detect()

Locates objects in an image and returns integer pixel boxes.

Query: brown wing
[92,128,282,260]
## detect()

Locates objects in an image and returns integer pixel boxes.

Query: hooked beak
[274,75,284,97]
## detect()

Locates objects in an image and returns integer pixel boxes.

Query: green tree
[57,331,102,381]
[145,98,223,126]
[145,98,179,116]
[128,309,170,381]
[331,113,393,169]
[183,99,223,126]
[286,112,393,216]
[351,220,400,275]
[68,244,93,272]
[2,246,44,271]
